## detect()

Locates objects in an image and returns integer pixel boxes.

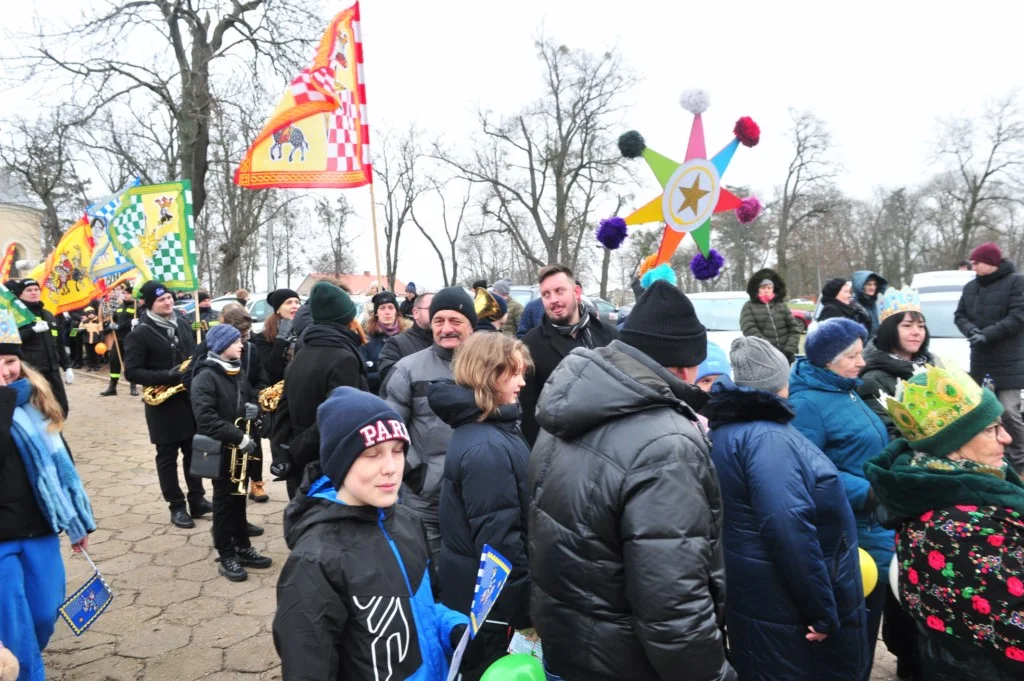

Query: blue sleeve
[746,432,839,634]
[790,395,871,510]
[434,602,469,657]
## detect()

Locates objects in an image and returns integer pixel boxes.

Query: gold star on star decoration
[677,176,710,217]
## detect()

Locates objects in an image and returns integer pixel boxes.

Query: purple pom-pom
[690,249,726,280]
[596,216,628,250]
[736,196,762,224]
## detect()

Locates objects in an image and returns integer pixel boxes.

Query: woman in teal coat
[789,318,890,663]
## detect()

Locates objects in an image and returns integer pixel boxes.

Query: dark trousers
[248,438,263,483]
[84,344,99,369]
[866,578,886,661]
[212,475,251,558]
[883,587,923,680]
[286,477,299,500]
[155,439,205,510]
[458,625,510,681]
[69,335,83,367]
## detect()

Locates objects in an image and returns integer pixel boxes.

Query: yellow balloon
[859,548,878,597]
[95,342,108,355]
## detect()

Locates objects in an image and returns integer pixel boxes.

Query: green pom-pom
[618,130,646,159]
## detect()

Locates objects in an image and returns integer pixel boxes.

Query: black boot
[189,497,213,518]
[217,555,248,582]
[170,508,195,529]
[236,546,272,569]
[99,378,118,397]
[246,522,264,537]
[130,384,139,396]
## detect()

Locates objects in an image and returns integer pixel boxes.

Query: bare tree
[410,177,471,287]
[311,196,356,277]
[775,109,838,278]
[932,93,1024,258]
[436,39,634,271]
[375,126,425,290]
[0,108,90,247]
[23,0,321,218]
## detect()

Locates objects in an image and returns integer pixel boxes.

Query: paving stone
[90,604,162,636]
[97,550,152,575]
[116,621,191,658]
[116,564,176,591]
[45,643,115,671]
[192,614,263,649]
[153,543,211,567]
[143,645,222,681]
[85,538,132,560]
[200,575,261,599]
[47,631,117,653]
[232,589,277,617]
[64,655,144,681]
[175,559,221,583]
[136,577,202,606]
[163,596,231,626]
[99,512,150,530]
[134,533,188,554]
[115,522,163,542]
[225,635,279,673]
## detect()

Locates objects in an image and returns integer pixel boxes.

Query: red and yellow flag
[0,243,16,281]
[234,2,371,189]
[38,216,103,314]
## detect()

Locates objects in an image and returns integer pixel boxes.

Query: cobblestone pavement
[45,374,899,680]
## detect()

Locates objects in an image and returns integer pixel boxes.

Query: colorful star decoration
[596,90,762,280]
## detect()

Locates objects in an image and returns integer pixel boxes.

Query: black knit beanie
[139,280,171,308]
[267,288,300,312]
[4,279,24,297]
[318,387,410,491]
[822,278,847,299]
[309,281,357,325]
[372,291,400,315]
[619,281,707,367]
[429,287,477,328]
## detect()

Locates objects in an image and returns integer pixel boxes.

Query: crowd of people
[1,238,1023,681]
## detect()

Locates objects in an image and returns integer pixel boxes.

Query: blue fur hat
[697,341,731,382]
[805,318,867,368]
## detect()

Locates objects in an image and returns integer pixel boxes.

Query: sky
[4,0,1024,292]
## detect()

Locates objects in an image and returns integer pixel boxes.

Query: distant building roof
[0,169,44,211]
[296,271,407,297]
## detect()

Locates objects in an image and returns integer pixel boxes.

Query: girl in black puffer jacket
[739,268,802,362]
[429,332,534,681]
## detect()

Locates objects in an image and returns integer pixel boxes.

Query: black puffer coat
[739,268,802,360]
[529,340,734,681]
[378,324,433,393]
[817,296,872,331]
[954,259,1024,389]
[0,386,52,541]
[277,323,369,482]
[429,382,531,630]
[251,330,292,385]
[124,312,197,444]
[858,339,935,439]
[19,301,69,415]
[189,357,252,449]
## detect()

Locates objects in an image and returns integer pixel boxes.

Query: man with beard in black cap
[7,278,72,416]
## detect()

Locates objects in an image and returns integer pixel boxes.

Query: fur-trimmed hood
[704,377,795,427]
[745,268,788,303]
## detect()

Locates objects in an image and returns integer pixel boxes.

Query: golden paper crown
[878,363,982,442]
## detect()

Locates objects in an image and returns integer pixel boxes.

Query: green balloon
[479,654,545,681]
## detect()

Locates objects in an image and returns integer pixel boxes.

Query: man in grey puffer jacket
[529,280,736,681]
[384,287,477,564]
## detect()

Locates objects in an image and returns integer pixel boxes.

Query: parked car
[909,271,975,373]
[589,297,619,324]
[209,292,307,335]
[688,291,748,351]
[789,307,812,331]
[910,269,976,294]
[788,297,815,305]
[506,284,605,322]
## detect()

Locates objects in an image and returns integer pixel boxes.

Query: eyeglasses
[982,422,1006,439]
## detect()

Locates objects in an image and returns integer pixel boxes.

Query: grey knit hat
[730,337,789,394]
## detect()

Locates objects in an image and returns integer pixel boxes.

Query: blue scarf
[9,379,95,543]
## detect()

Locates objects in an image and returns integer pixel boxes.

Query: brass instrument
[229,417,258,496]
[142,358,192,406]
[473,287,501,321]
[258,380,284,413]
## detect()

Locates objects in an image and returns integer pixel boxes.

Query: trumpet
[229,417,258,496]
[142,358,192,406]
[474,287,501,321]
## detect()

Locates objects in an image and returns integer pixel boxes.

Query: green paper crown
[879,287,921,323]
[879,363,1004,455]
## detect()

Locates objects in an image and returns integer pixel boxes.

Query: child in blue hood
[273,387,470,681]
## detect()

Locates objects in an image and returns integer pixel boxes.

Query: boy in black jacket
[190,324,271,582]
[274,387,471,681]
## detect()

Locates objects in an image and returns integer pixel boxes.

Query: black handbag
[190,434,224,479]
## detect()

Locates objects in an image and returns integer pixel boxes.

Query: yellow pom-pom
[860,548,878,597]
[95,342,108,355]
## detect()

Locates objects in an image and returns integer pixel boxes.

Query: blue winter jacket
[789,358,894,573]
[851,270,889,336]
[706,379,868,681]
[515,298,545,339]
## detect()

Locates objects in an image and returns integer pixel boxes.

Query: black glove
[270,460,292,479]
[276,318,294,341]
[449,624,486,671]
[969,329,987,347]
[449,624,467,649]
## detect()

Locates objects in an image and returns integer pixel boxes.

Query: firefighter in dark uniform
[195,291,219,340]
[124,280,211,528]
[100,287,139,397]
[5,278,72,416]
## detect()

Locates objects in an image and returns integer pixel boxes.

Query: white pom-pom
[679,89,710,115]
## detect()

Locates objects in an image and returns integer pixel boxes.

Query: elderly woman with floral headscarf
[865,364,1024,680]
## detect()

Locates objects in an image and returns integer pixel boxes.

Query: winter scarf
[379,319,402,337]
[9,378,95,544]
[148,309,180,339]
[551,304,594,346]
[207,352,241,375]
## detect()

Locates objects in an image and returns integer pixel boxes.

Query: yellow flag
[234,2,371,189]
[38,217,103,314]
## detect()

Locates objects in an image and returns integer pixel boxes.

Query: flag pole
[367,182,385,290]
[193,290,201,343]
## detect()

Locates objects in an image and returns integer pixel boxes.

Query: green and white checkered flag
[106,181,198,291]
